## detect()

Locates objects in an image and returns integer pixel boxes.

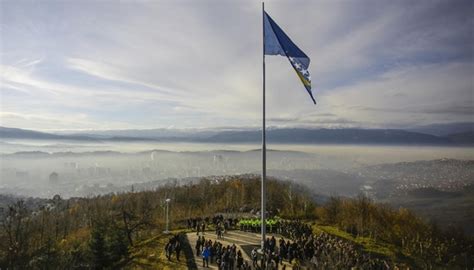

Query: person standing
[251,247,258,267]
[236,250,244,269]
[175,240,181,261]
[165,241,171,260]
[196,237,202,256]
[166,240,174,261]
[202,245,210,267]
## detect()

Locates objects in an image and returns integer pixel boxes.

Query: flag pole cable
[261,1,267,255]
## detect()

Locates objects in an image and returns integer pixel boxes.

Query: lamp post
[163,198,171,234]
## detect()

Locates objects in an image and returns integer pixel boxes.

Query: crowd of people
[250,220,393,269]
[187,215,240,236]
[305,232,391,269]
[195,235,252,270]
[168,217,394,269]
[238,218,279,234]
[164,234,182,262]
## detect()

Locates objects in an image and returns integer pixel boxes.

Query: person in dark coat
[175,240,181,261]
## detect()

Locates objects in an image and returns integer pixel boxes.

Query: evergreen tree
[107,223,129,267]
[89,222,108,269]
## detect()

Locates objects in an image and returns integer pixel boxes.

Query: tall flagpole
[261,1,267,254]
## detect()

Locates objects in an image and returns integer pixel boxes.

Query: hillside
[357,159,474,195]
[0,126,94,141]
[408,122,473,136]
[3,126,473,145]
[203,128,453,145]
[0,175,472,269]
[0,126,64,139]
[445,131,474,145]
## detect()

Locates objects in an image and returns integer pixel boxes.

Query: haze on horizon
[1,0,472,131]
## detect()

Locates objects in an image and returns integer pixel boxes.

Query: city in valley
[1,0,473,269]
[1,127,473,269]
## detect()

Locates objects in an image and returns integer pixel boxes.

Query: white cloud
[322,62,473,127]
[0,0,472,130]
[0,111,136,131]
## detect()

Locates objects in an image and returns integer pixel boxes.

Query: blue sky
[0,0,472,131]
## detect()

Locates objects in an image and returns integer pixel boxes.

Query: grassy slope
[89,221,441,269]
[127,223,415,269]
[312,223,416,268]
[127,229,190,270]
[386,192,474,235]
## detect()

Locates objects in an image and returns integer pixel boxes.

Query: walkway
[186,230,294,269]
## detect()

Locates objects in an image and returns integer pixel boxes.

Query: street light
[163,198,171,234]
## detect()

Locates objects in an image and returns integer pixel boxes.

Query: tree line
[318,195,473,268]
[0,175,472,269]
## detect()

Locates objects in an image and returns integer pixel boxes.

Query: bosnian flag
[264,11,316,104]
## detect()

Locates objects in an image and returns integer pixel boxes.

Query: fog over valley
[1,138,473,235]
[1,1,473,267]
[1,139,473,197]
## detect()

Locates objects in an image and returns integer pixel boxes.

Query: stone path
[186,230,294,269]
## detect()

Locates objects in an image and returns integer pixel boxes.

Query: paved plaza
[186,230,295,269]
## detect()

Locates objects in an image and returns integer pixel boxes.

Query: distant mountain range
[0,127,159,142]
[200,128,456,145]
[1,125,473,145]
[408,122,474,136]
[0,127,94,141]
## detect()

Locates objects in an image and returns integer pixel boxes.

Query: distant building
[52,194,62,202]
[49,172,59,184]
[16,170,29,179]
[142,167,151,175]
[63,162,78,169]
[213,154,224,163]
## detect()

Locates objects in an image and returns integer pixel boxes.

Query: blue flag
[264,11,316,104]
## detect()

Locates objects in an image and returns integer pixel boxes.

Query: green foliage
[89,218,129,269]
[0,175,472,269]
[107,224,129,264]
[128,230,189,269]
[90,221,108,269]
[317,195,474,268]
[28,237,60,269]
[1,200,30,269]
